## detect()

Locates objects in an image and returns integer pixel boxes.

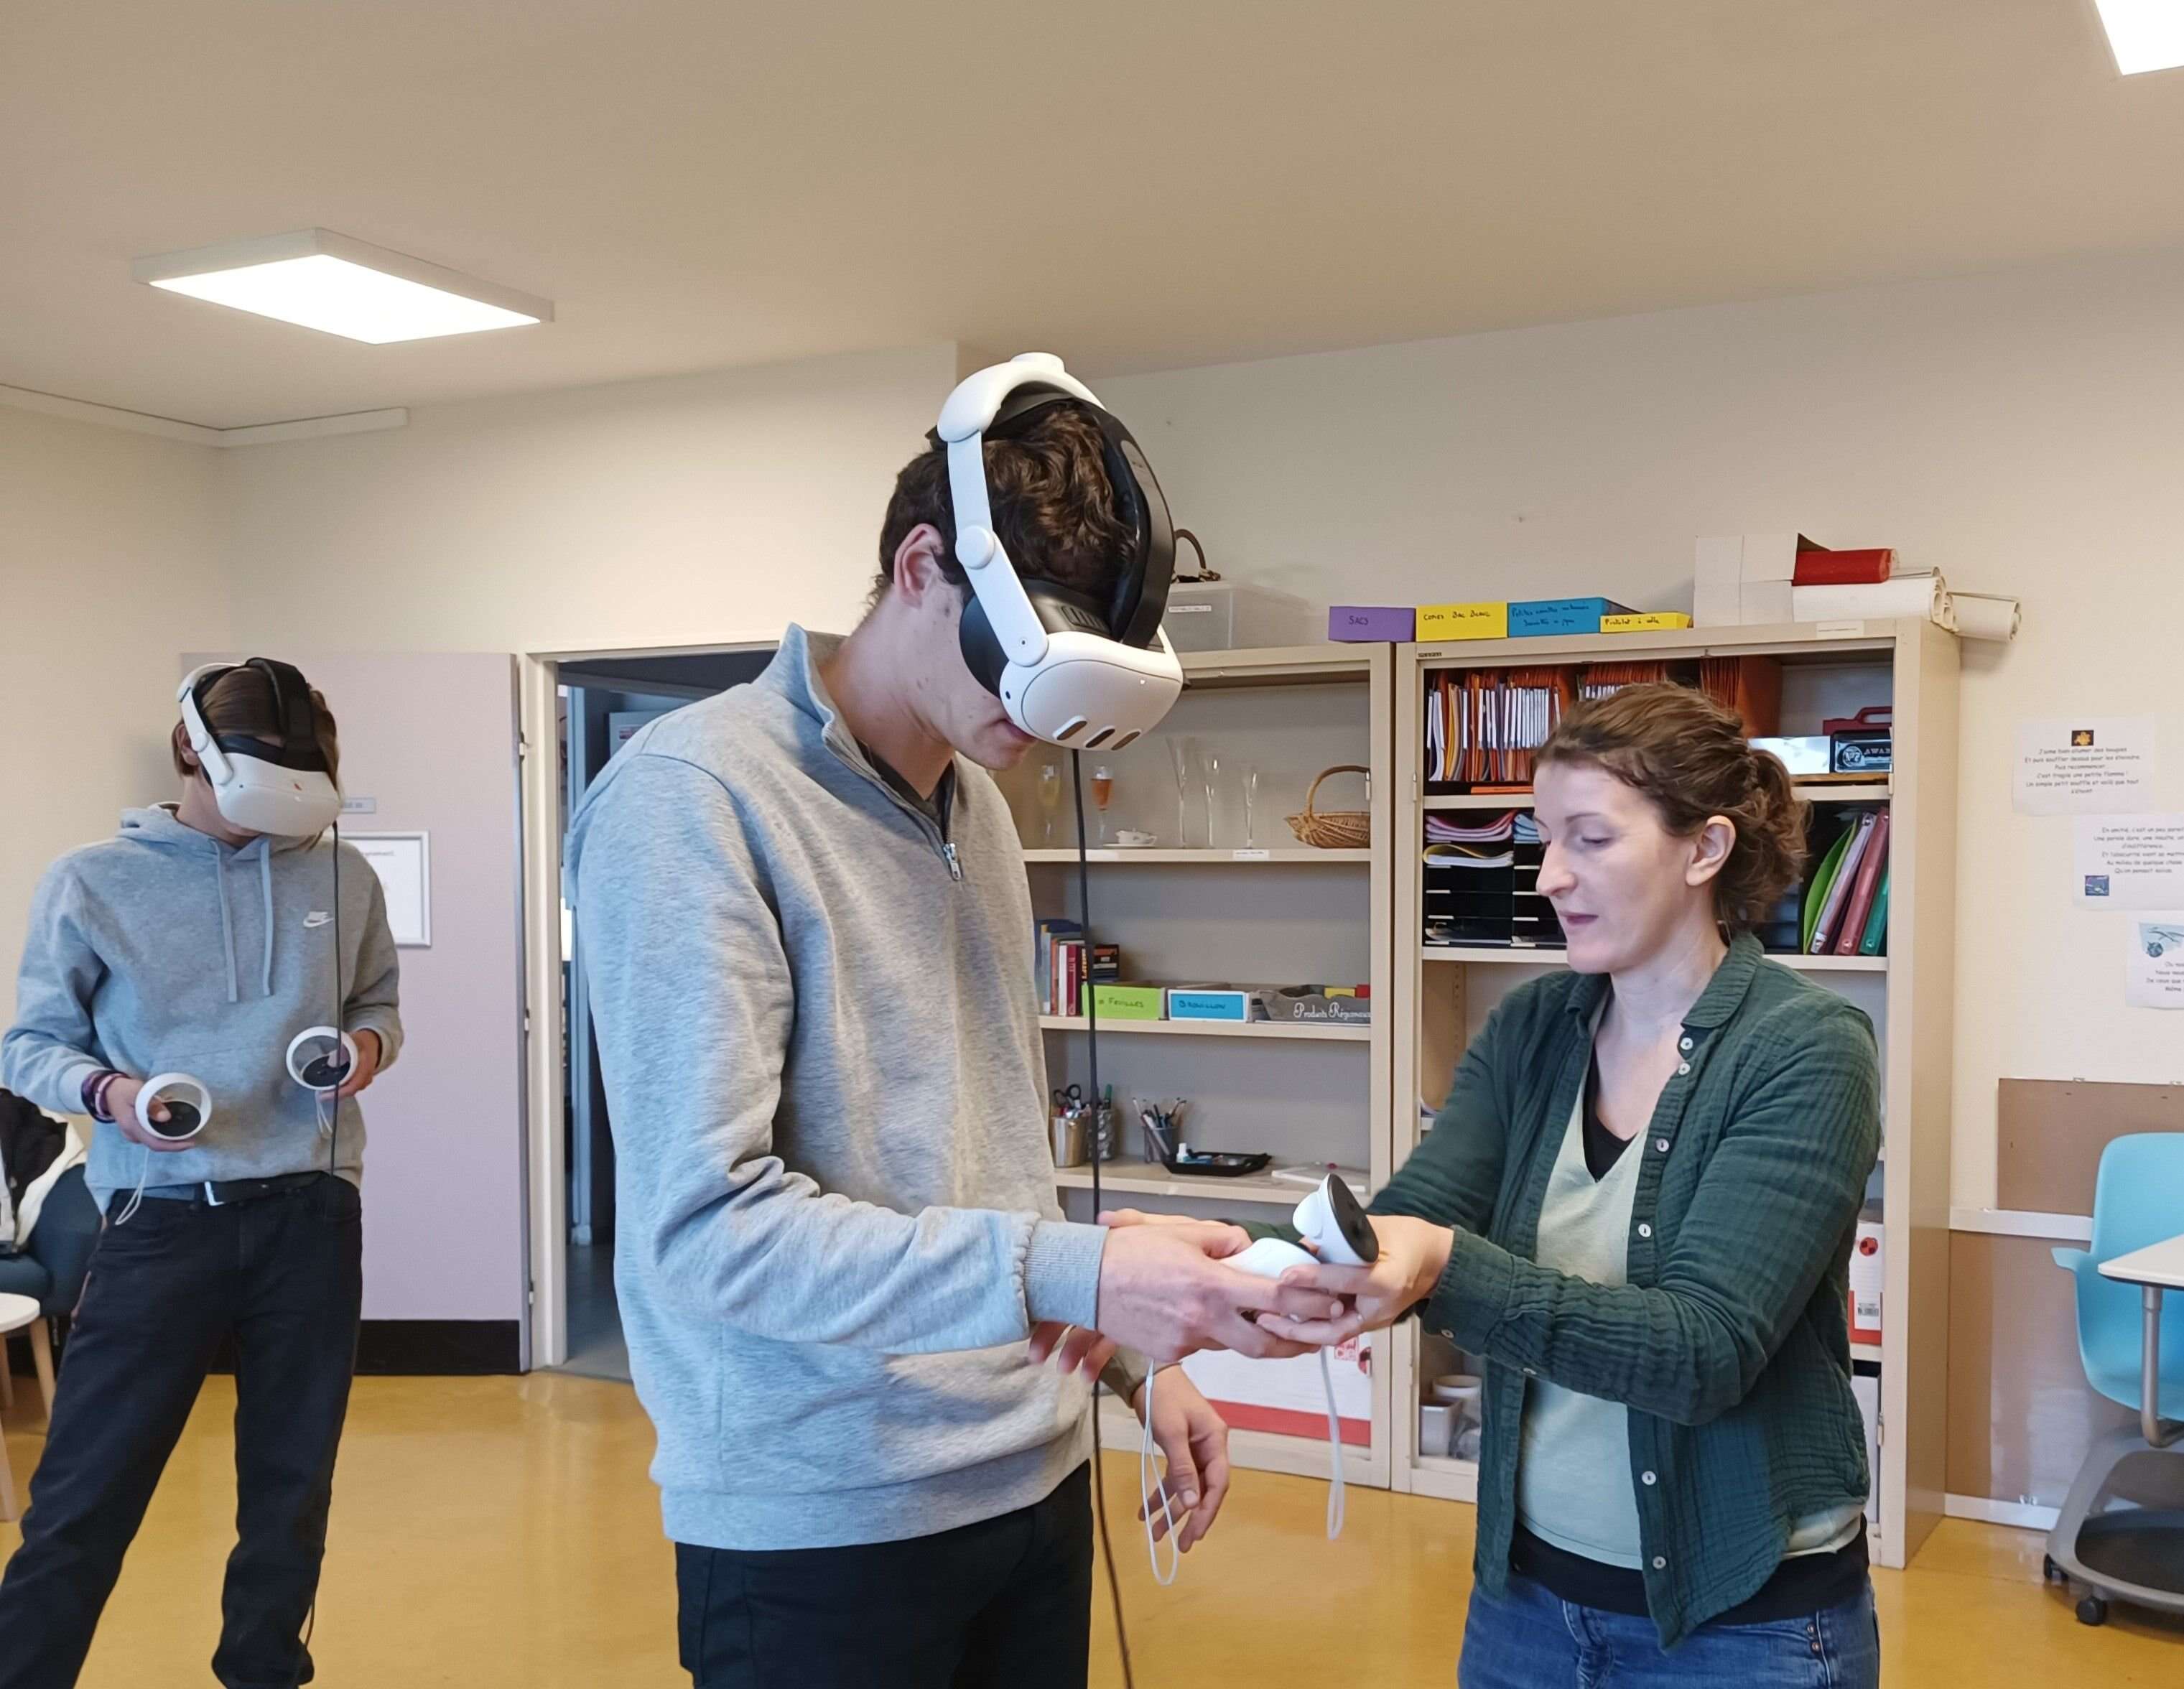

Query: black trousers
[676,1462,1095,1689]
[0,1175,363,1689]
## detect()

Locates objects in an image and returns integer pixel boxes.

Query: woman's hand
[103,1077,195,1153]
[1263,1214,1456,1345]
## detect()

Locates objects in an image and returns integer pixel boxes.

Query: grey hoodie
[3,806,403,1204]
[566,626,1122,1552]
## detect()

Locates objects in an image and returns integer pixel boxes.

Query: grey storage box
[1162,581,1324,653]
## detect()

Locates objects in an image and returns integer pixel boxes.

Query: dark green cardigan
[1374,933,1880,1646]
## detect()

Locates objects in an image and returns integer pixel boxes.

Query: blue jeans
[1459,1571,1879,1688]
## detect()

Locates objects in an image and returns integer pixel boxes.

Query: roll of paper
[1952,592,2020,643]
[1792,574,1953,628]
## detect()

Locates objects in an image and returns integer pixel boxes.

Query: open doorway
[544,646,776,1379]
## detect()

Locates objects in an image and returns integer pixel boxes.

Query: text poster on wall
[2075,815,2184,909]
[2014,717,2156,815]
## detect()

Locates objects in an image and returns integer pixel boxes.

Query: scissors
[1051,1084,1086,1113]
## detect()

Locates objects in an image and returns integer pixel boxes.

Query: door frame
[518,639,776,1369]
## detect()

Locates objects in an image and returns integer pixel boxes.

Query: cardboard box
[1166,987,1258,1023]
[1258,986,1372,1025]
[1078,982,1166,1021]
[1600,612,1694,634]
[1327,605,1416,642]
[1416,602,1508,641]
[1741,533,1821,583]
[1742,580,1795,624]
[1507,596,1632,638]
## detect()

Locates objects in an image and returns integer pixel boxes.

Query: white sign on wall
[2015,717,2157,814]
[348,832,432,948]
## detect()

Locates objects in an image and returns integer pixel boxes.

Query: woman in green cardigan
[1275,683,1883,1686]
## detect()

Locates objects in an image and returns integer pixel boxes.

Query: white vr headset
[177,659,343,837]
[934,354,1184,750]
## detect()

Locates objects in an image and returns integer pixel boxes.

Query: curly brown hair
[1536,682,1806,930]
[871,404,1138,607]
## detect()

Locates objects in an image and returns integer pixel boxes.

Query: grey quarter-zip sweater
[3,806,404,1204]
[565,625,1121,1551]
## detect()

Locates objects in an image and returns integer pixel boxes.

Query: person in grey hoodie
[0,663,401,1689]
[569,400,1326,1688]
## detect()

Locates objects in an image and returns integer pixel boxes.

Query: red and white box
[1849,1220,1884,1346]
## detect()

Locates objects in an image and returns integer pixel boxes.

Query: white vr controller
[1227,1173,1380,1281]
[136,1073,212,1143]
[286,1026,358,1092]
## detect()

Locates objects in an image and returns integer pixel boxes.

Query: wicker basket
[1286,765,1372,849]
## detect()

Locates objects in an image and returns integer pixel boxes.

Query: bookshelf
[1391,618,1958,1568]
[1004,643,1398,1490]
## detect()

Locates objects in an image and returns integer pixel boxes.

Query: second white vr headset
[177,657,343,838]
[934,354,1184,750]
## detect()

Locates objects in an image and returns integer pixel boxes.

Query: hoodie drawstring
[213,853,240,1005]
[259,844,275,998]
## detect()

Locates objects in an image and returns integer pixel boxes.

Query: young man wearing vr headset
[0,660,402,1689]
[570,355,1328,1686]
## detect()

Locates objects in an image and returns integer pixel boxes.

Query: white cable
[1319,1347,1344,1540]
[1138,1366,1182,1586]
[113,1143,152,1227]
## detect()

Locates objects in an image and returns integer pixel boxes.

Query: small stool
[0,1291,57,1523]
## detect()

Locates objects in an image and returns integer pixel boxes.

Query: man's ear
[891,524,954,609]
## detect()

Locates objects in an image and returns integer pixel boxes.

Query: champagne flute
[1168,738,1195,849]
[1242,765,1260,849]
[1035,763,1061,846]
[1092,766,1115,844]
[1203,753,1222,850]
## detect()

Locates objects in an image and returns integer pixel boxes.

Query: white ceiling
[7,1,2184,430]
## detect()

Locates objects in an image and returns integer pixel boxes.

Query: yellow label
[1416,602,1508,641]
[1600,612,1694,633]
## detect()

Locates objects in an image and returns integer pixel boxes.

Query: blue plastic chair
[2046,1133,2184,1624]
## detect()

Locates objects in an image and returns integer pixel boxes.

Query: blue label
[1167,992,1247,1020]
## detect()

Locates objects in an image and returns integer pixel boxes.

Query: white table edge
[2095,1232,2184,1290]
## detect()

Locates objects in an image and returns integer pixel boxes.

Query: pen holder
[1051,1111,1089,1168]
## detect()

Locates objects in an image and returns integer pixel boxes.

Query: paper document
[2076,815,2184,909]
[2015,717,2157,814]
[2127,914,2184,1010]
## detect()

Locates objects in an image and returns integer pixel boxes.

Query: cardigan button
[1653,1555,1668,1571]
[1655,1137,1670,1153]
[1637,1223,1653,1239]
[1679,1036,1693,1052]
[1677,1061,1691,1076]
[1440,1329,1455,1341]
[1642,1470,1658,1486]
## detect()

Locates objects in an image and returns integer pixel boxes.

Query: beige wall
[1102,248,2184,1210]
[0,407,228,1031]
[217,343,958,653]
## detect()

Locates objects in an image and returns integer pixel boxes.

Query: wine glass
[1092,766,1115,844]
[1203,753,1222,850]
[1242,765,1260,849]
[1168,738,1196,849]
[1034,763,1061,846]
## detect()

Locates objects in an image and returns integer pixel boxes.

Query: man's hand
[103,1077,195,1153]
[1094,1222,1341,1364]
[335,1030,382,1101]
[1261,1214,1456,1346]
[1133,1366,1230,1554]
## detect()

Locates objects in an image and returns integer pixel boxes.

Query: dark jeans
[676,1462,1094,1688]
[1459,1569,1881,1689]
[0,1175,363,1689]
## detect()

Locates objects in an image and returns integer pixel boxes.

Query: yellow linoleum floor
[1,1372,2178,1685]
